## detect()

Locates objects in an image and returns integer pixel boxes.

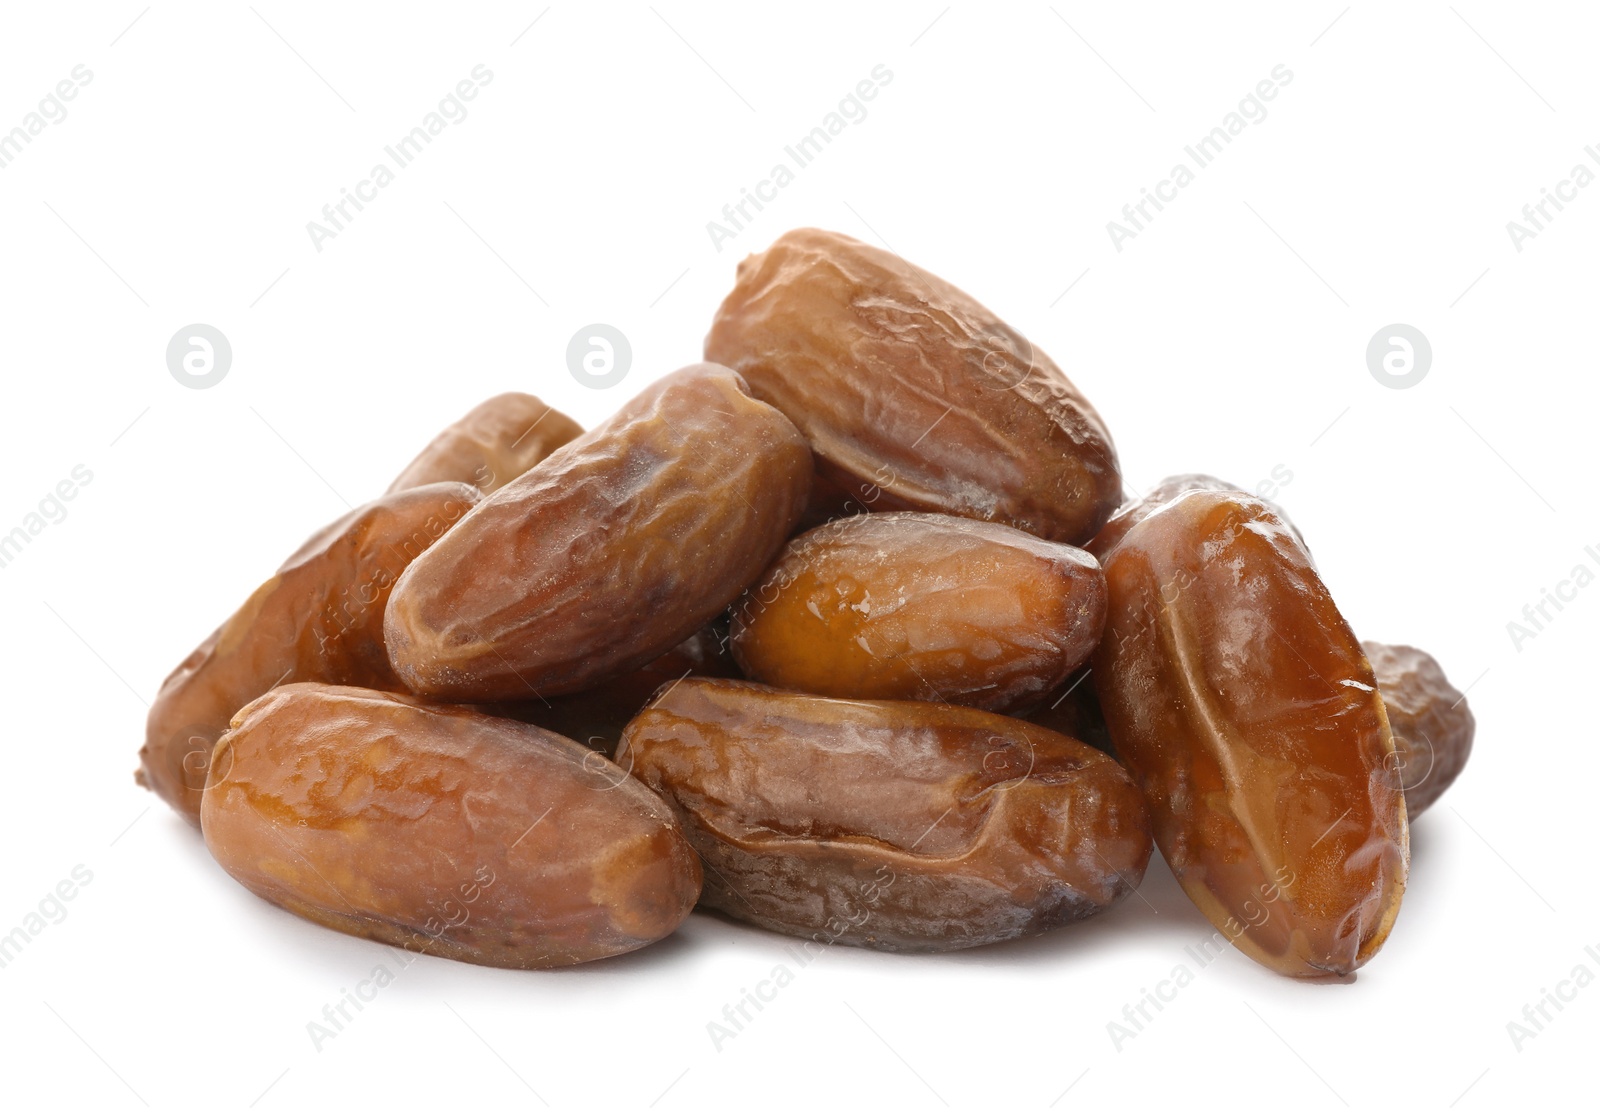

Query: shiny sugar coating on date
[1093,489,1407,978]
[730,511,1106,712]
[705,228,1121,544]
[616,678,1152,953]
[202,683,702,968]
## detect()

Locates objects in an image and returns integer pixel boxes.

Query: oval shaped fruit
[1092,489,1407,978]
[730,512,1105,712]
[1363,641,1475,818]
[387,392,582,495]
[384,364,812,701]
[138,482,480,826]
[615,678,1152,953]
[202,683,703,968]
[704,228,1121,544]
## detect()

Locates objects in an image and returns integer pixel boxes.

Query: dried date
[384,364,811,701]
[202,683,702,968]
[730,511,1105,712]
[616,678,1152,953]
[705,228,1121,544]
[1092,489,1407,977]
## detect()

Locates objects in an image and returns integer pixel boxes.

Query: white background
[0,2,1594,1111]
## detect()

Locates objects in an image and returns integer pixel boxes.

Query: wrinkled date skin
[730,512,1106,712]
[385,365,811,701]
[138,482,480,826]
[616,679,1152,953]
[485,625,738,756]
[1363,641,1475,818]
[1093,490,1407,978]
[1088,473,1304,560]
[704,228,1121,545]
[387,392,582,495]
[202,684,702,968]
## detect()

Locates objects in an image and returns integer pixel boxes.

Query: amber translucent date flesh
[731,512,1105,712]
[138,482,480,826]
[387,392,582,495]
[385,364,812,701]
[615,679,1152,953]
[1092,490,1407,978]
[483,625,738,757]
[1363,641,1475,818]
[705,227,1121,545]
[202,684,702,968]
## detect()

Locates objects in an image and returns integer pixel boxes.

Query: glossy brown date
[705,228,1121,544]
[202,683,702,968]
[385,364,811,701]
[387,392,581,495]
[1092,489,1407,978]
[137,482,479,826]
[1363,641,1475,818]
[730,512,1105,712]
[615,678,1152,953]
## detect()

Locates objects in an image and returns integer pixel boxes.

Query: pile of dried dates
[138,228,1474,978]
